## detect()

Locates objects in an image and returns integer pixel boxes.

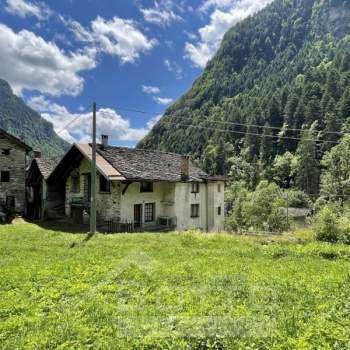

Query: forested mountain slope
[0,80,68,156]
[138,0,350,194]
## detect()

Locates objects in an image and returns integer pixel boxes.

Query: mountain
[0,79,69,156]
[138,0,350,178]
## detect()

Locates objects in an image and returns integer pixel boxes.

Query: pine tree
[259,123,274,164]
[325,68,340,100]
[305,97,321,125]
[244,117,260,162]
[339,87,350,120]
[295,124,320,196]
[268,95,283,128]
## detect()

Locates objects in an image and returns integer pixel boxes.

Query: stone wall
[0,136,27,213]
[65,158,121,221]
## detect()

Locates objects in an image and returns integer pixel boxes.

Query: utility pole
[90,102,97,235]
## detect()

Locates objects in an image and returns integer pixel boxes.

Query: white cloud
[0,24,96,96]
[66,16,157,64]
[27,95,155,144]
[164,59,184,80]
[4,0,52,20]
[147,114,162,129]
[185,0,273,68]
[199,0,235,12]
[142,85,161,94]
[153,96,173,105]
[141,0,183,27]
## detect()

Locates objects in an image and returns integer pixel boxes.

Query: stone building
[48,136,226,232]
[26,156,62,220]
[0,128,32,214]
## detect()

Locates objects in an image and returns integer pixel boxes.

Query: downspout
[205,180,209,232]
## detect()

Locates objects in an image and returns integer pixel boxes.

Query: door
[134,204,142,228]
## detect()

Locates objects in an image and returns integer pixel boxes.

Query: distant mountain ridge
[138,0,350,176]
[0,79,68,156]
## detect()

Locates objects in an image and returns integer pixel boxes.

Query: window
[140,182,153,193]
[1,149,10,155]
[191,204,200,218]
[218,206,222,216]
[191,182,200,193]
[71,175,80,193]
[1,171,10,182]
[99,175,110,193]
[144,203,155,222]
[218,184,221,193]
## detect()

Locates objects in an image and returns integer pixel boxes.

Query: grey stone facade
[0,130,31,213]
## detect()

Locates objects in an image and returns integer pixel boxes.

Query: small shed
[26,157,63,220]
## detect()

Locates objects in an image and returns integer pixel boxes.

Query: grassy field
[1,224,350,349]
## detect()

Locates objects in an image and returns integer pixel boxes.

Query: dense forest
[0,79,68,156]
[139,0,350,203]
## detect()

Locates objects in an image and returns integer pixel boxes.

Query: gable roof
[35,157,62,180]
[96,145,208,182]
[76,144,125,181]
[48,143,210,183]
[0,128,32,151]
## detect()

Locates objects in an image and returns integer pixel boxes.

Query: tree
[259,123,274,164]
[320,135,350,203]
[294,124,320,196]
[243,117,260,162]
[268,95,283,127]
[228,155,260,190]
[305,97,321,125]
[339,87,350,120]
[272,152,297,188]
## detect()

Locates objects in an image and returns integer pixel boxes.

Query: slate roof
[0,128,32,151]
[96,145,209,182]
[35,157,62,179]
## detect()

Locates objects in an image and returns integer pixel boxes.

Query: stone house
[48,136,226,232]
[26,156,63,220]
[0,128,32,214]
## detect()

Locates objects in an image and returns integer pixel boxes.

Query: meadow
[1,223,350,349]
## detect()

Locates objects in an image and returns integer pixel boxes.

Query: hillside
[138,0,350,185]
[0,79,69,156]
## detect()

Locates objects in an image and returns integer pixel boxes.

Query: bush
[283,189,312,208]
[338,216,350,244]
[226,181,289,233]
[315,206,340,243]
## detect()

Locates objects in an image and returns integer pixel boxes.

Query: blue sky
[0,0,272,146]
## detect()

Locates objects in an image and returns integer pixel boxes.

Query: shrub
[315,206,340,243]
[283,189,312,208]
[338,216,350,244]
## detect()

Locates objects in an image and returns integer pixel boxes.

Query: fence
[106,220,136,233]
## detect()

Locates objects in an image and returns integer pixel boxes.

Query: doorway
[134,204,142,228]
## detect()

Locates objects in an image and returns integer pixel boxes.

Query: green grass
[1,224,350,349]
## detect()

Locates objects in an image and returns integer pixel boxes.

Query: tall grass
[1,224,350,349]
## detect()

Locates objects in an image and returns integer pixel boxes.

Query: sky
[0,0,273,146]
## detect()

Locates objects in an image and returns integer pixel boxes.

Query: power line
[96,103,346,136]
[161,120,339,145]
[56,104,92,136]
[97,104,339,145]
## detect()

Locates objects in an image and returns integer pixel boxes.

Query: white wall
[64,157,225,231]
[208,181,225,232]
[120,181,174,228]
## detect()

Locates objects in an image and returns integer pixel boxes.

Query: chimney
[180,155,190,181]
[33,150,42,158]
[101,134,109,149]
